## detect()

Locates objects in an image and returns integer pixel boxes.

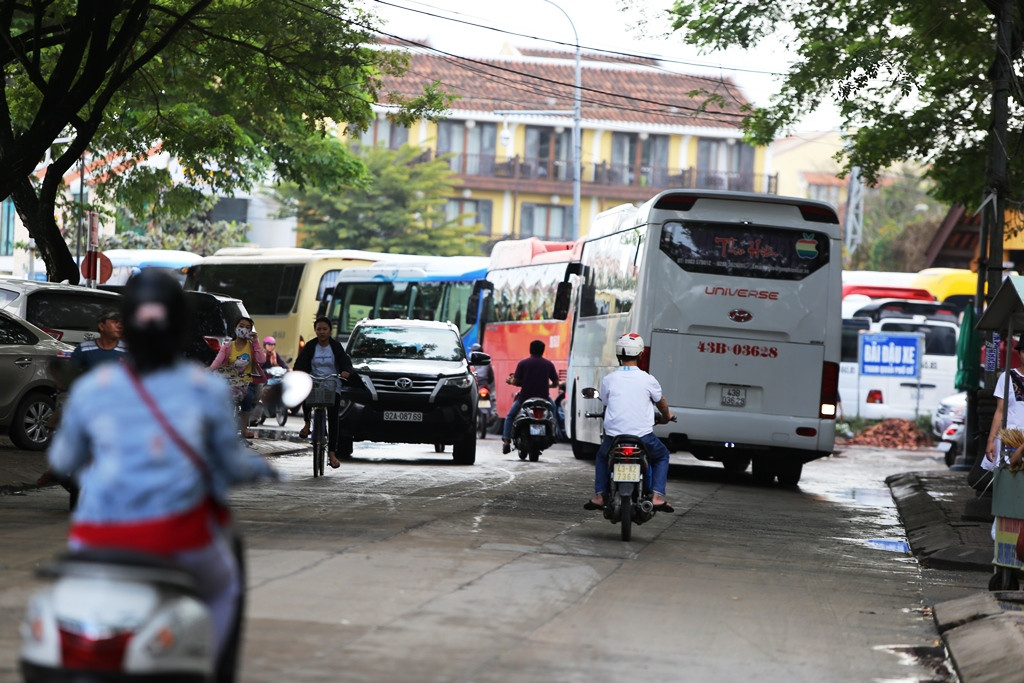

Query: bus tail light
[866,389,884,404]
[638,346,651,372]
[819,361,838,419]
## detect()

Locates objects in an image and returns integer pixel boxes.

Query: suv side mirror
[470,351,491,365]
[552,281,573,320]
[581,387,599,399]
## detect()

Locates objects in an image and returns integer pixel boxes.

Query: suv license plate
[721,387,746,407]
[529,424,546,436]
[384,411,423,422]
[613,463,641,482]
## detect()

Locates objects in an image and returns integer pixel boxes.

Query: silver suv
[0,309,73,450]
[0,278,121,346]
[342,319,490,464]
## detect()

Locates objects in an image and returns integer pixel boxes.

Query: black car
[96,286,249,365]
[340,319,490,465]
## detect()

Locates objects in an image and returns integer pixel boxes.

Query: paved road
[1,437,981,682]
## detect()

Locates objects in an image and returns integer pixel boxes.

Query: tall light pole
[543,0,581,239]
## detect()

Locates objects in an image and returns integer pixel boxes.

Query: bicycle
[307,374,342,477]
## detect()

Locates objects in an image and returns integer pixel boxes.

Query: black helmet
[121,269,191,372]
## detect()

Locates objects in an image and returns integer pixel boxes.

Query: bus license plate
[384,411,423,422]
[721,387,746,407]
[529,424,546,436]
[613,463,641,482]
[478,399,491,409]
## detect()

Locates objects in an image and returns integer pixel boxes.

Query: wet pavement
[4,436,1024,682]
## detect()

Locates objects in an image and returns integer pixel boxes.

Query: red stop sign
[81,251,113,284]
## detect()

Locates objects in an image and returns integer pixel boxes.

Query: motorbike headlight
[444,375,473,389]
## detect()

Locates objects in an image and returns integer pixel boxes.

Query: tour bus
[320,255,490,350]
[104,249,203,286]
[472,237,579,419]
[183,248,396,362]
[552,190,842,486]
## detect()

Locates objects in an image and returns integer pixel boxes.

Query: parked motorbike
[510,397,558,461]
[476,384,494,439]
[19,547,239,682]
[255,366,288,427]
[938,416,968,469]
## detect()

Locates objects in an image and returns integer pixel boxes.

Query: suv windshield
[349,325,464,362]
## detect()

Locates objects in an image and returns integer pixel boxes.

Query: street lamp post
[543,0,581,239]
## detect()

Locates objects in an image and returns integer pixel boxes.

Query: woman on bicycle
[294,316,355,468]
[48,270,281,677]
[209,316,266,438]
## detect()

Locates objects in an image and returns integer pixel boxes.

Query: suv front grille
[369,376,438,395]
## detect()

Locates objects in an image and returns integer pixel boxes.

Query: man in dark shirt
[502,339,559,454]
[68,310,127,374]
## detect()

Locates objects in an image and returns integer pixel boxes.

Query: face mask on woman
[235,327,250,339]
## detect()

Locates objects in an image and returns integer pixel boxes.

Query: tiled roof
[380,47,748,130]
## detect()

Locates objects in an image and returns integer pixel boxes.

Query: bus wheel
[776,460,803,487]
[571,439,597,460]
[751,458,774,486]
[721,453,751,473]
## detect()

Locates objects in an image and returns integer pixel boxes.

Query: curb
[886,472,992,572]
[933,591,1024,683]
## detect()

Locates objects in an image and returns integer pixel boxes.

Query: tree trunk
[12,177,79,284]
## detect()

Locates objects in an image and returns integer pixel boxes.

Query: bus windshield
[659,221,830,280]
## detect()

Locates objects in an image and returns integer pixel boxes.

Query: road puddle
[865,538,910,553]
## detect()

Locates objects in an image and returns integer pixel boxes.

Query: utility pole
[966,0,1012,513]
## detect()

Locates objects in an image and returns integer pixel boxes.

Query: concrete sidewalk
[887,469,1024,683]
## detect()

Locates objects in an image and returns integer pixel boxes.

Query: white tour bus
[553,190,842,486]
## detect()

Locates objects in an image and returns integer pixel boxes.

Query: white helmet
[615,332,645,358]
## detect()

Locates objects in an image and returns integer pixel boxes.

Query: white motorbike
[20,549,221,682]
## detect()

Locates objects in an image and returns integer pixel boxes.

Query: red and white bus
[475,237,578,419]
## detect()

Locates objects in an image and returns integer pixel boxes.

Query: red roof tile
[380,47,749,129]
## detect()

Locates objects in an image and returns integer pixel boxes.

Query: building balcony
[434,151,778,196]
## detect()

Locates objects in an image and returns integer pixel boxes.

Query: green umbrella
[956,304,981,391]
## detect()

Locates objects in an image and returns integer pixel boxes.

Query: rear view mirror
[553,281,572,320]
[280,371,313,408]
[466,293,479,325]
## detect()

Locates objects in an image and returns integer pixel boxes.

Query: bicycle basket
[308,382,335,406]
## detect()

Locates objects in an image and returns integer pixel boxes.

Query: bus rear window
[186,263,303,316]
[659,220,830,280]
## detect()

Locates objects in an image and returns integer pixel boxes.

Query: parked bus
[553,190,842,486]
[183,248,395,362]
[321,255,490,350]
[104,249,202,286]
[474,237,581,420]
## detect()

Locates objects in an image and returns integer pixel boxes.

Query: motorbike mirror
[280,371,313,408]
[581,387,599,399]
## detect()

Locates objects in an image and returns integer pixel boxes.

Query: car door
[0,313,48,422]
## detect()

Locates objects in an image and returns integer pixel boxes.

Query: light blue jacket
[49,361,276,526]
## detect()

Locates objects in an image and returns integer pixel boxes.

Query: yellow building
[364,44,779,241]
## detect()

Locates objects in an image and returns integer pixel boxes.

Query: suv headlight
[444,375,473,389]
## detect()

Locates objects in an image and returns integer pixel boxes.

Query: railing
[429,151,778,194]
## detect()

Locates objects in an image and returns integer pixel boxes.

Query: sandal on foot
[583,497,604,510]
[328,452,341,469]
[242,429,256,439]
[652,501,674,513]
[298,425,310,439]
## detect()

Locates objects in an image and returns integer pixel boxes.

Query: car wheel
[10,391,56,451]
[452,433,476,465]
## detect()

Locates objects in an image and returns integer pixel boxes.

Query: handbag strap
[125,364,212,484]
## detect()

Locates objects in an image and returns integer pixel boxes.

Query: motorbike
[19,547,240,682]
[602,434,657,542]
[938,416,968,469]
[255,366,288,427]
[476,384,495,439]
[510,397,558,462]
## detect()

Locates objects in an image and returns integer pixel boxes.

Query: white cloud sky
[364,0,841,131]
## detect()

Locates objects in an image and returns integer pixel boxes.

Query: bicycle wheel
[312,407,326,477]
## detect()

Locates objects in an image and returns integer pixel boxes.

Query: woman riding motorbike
[47,270,282,677]
[209,316,266,438]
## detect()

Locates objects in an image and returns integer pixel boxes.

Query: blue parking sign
[859,332,922,378]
